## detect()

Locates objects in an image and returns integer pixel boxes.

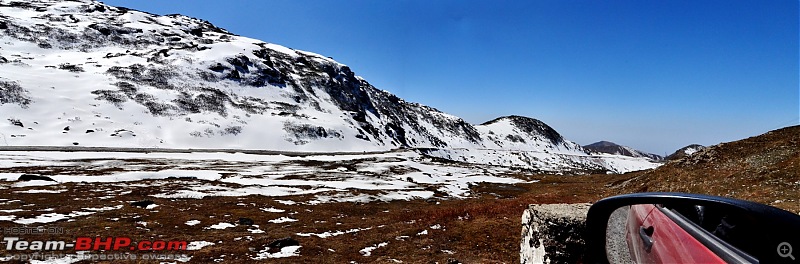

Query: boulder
[18,174,55,182]
[267,237,299,249]
[521,203,590,264]
[238,217,254,226]
[130,200,155,208]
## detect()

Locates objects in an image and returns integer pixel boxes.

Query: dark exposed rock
[18,174,55,182]
[188,28,203,37]
[87,23,142,36]
[0,80,31,107]
[8,118,23,127]
[208,63,227,72]
[130,200,155,208]
[267,237,299,249]
[58,63,83,72]
[63,126,70,131]
[238,217,254,226]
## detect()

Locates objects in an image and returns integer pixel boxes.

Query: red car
[626,204,726,263]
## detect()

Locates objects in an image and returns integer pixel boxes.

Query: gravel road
[606,206,634,264]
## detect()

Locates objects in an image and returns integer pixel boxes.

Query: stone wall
[520,203,590,264]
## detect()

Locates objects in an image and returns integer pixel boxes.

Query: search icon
[779,242,795,260]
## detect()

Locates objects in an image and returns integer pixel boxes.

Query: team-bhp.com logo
[4,237,188,251]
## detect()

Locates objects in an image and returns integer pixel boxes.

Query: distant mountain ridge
[583,141,663,161]
[0,0,659,173]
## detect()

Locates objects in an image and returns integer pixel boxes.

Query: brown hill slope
[612,125,800,213]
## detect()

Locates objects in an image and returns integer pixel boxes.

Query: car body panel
[626,204,726,264]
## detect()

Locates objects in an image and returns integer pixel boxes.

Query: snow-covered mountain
[583,141,663,161]
[0,0,659,173]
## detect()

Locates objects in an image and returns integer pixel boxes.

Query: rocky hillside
[583,141,663,161]
[613,126,800,213]
[0,0,658,173]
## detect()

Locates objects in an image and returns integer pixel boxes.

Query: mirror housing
[586,192,800,264]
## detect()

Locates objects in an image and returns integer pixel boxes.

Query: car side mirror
[585,192,800,264]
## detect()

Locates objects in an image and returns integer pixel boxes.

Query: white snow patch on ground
[296,227,373,238]
[206,223,235,230]
[275,200,297,205]
[12,181,58,188]
[186,241,215,250]
[253,245,301,259]
[12,211,94,224]
[268,217,297,223]
[260,207,285,213]
[14,189,65,193]
[185,220,201,226]
[359,242,388,257]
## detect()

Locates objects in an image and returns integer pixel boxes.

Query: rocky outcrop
[521,203,590,264]
[665,144,706,161]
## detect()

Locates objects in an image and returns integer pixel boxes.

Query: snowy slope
[0,0,659,173]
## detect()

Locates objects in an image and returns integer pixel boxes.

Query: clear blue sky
[102,0,799,155]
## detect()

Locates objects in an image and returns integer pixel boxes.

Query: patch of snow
[186,241,215,250]
[275,200,297,205]
[268,217,297,224]
[359,242,388,257]
[206,222,235,230]
[260,207,285,213]
[296,227,372,238]
[253,245,301,259]
[14,189,65,193]
[83,205,123,211]
[13,211,94,224]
